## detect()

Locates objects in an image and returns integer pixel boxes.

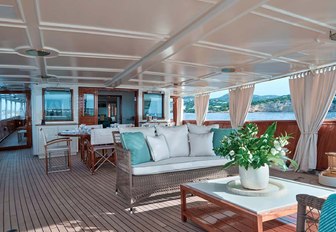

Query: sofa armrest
[114,146,132,174]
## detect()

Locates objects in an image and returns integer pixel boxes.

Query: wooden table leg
[255,215,263,232]
[181,186,187,222]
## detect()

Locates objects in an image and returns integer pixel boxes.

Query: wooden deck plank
[0,151,8,232]
[22,150,76,232]
[13,157,28,232]
[3,154,12,231]
[0,149,320,232]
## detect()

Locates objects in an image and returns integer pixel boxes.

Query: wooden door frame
[0,90,32,151]
[78,87,99,125]
[79,87,139,127]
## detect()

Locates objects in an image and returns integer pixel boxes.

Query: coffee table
[181,176,334,232]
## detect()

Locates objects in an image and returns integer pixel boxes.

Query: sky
[210,77,290,98]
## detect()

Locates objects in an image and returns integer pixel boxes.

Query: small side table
[319,152,336,187]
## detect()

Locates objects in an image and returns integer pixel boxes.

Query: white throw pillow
[189,132,216,157]
[146,135,170,162]
[119,127,155,138]
[156,125,189,157]
[187,123,219,134]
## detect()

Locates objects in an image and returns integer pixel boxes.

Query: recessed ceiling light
[15,46,59,58]
[221,67,236,73]
[330,31,336,41]
[25,49,51,57]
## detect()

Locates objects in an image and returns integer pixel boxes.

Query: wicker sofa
[113,125,237,211]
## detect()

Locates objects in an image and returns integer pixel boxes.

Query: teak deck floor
[0,149,322,232]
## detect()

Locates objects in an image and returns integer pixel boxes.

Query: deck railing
[183,120,336,171]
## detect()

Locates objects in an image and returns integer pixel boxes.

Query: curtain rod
[289,64,336,79]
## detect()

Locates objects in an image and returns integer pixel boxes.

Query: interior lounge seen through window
[43,88,73,121]
[143,92,164,120]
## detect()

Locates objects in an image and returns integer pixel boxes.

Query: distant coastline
[183,94,336,116]
[184,112,336,121]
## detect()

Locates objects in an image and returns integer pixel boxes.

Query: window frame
[42,88,74,122]
[142,92,165,120]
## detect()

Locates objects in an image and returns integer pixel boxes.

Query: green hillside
[183,94,336,113]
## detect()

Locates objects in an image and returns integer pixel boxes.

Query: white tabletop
[185,176,335,214]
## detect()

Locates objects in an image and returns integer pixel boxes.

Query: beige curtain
[195,94,210,126]
[290,70,336,172]
[176,97,184,126]
[229,85,255,128]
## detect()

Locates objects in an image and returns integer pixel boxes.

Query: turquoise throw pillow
[120,132,152,165]
[210,128,234,155]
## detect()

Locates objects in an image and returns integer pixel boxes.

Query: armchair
[40,128,72,174]
[296,194,336,232]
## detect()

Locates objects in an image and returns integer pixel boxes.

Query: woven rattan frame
[114,146,237,210]
[296,194,325,232]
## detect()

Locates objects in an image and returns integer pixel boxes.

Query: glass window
[169,97,174,120]
[327,95,336,119]
[83,94,95,116]
[183,91,231,121]
[248,77,293,121]
[1,98,5,119]
[183,96,195,120]
[15,102,21,116]
[143,92,164,119]
[6,99,10,118]
[11,101,15,117]
[43,89,73,121]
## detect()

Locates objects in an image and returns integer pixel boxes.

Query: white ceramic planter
[239,164,269,190]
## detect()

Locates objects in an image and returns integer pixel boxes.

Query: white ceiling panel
[0,27,30,48]
[46,56,134,69]
[0,68,32,76]
[130,73,193,84]
[243,61,292,76]
[206,73,264,84]
[38,0,214,36]
[0,0,22,21]
[169,45,257,67]
[282,44,336,65]
[268,0,336,27]
[149,61,218,78]
[125,80,168,87]
[0,53,36,66]
[186,79,234,89]
[48,70,116,79]
[43,30,157,56]
[204,13,322,55]
[42,30,159,56]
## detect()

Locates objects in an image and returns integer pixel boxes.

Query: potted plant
[214,122,298,190]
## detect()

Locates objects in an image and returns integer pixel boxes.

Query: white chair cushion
[146,135,170,161]
[132,156,228,175]
[189,132,216,157]
[156,125,189,157]
[187,123,219,134]
[119,127,155,138]
[90,128,118,145]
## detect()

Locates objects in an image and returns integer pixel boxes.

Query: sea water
[183,112,336,121]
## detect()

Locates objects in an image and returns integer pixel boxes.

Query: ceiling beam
[105,0,270,87]
[19,0,47,77]
[105,0,240,87]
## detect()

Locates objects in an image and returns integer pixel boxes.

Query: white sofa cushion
[132,156,228,175]
[156,125,189,157]
[146,135,170,161]
[187,123,219,134]
[119,127,155,138]
[189,132,215,157]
